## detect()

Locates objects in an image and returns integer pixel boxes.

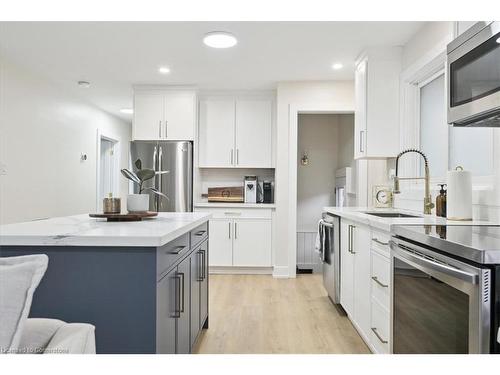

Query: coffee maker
[244,176,257,203]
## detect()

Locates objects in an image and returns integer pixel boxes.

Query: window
[418,71,494,180]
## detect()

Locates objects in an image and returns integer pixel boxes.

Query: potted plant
[121,159,169,212]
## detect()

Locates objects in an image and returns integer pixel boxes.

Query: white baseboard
[209,266,273,275]
[272,266,290,278]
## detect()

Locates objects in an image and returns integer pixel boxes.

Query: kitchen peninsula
[0,212,211,354]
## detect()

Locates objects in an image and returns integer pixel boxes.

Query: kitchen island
[0,212,211,354]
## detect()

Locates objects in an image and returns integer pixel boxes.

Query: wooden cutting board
[89,211,158,221]
[208,186,244,203]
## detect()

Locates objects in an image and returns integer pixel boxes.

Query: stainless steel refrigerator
[130,141,193,212]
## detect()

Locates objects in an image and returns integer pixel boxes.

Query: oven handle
[319,219,334,228]
[389,240,479,284]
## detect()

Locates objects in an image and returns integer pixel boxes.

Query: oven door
[447,21,500,126]
[390,238,491,353]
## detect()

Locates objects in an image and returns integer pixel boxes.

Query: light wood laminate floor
[193,274,370,354]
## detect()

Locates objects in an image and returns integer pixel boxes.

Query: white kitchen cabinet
[133,89,196,141]
[198,97,273,168]
[233,219,272,267]
[208,219,233,266]
[354,49,401,159]
[198,99,235,167]
[339,219,371,340]
[235,100,272,168]
[194,207,273,269]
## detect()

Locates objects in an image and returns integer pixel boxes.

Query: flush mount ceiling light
[77,80,91,88]
[120,108,133,114]
[331,63,343,70]
[203,31,237,49]
[158,66,171,74]
[497,37,500,43]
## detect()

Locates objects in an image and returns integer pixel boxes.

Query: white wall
[0,58,131,224]
[297,114,338,232]
[275,81,354,277]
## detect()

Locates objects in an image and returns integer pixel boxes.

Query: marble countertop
[0,212,212,248]
[323,207,499,232]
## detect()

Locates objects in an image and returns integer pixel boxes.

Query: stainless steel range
[390,225,500,354]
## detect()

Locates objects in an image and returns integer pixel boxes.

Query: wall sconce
[300,151,309,166]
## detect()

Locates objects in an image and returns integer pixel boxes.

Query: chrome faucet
[393,149,435,215]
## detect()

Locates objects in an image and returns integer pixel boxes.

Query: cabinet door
[235,100,272,168]
[156,268,177,354]
[340,221,354,316]
[199,240,209,329]
[165,91,195,141]
[198,99,235,167]
[354,59,367,159]
[176,256,191,354]
[208,219,233,266]
[233,219,271,267]
[190,249,201,348]
[353,224,371,339]
[133,93,164,140]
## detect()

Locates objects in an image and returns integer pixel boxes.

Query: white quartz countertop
[323,207,499,232]
[195,202,275,209]
[0,212,212,248]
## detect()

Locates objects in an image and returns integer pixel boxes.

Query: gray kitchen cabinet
[190,247,201,347]
[199,240,209,329]
[177,255,191,354]
[156,268,177,354]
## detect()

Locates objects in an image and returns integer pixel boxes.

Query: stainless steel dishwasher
[320,212,341,305]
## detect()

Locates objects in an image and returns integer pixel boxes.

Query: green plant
[121,159,169,200]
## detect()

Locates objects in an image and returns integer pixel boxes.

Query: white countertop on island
[0,212,212,248]
[323,207,499,232]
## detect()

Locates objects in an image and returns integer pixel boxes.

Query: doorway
[97,134,120,211]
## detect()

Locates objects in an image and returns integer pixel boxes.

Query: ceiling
[0,22,424,122]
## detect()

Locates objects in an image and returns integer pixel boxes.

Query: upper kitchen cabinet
[133,88,196,141]
[198,96,274,168]
[354,48,402,159]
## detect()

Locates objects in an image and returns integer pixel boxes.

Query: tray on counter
[89,211,158,222]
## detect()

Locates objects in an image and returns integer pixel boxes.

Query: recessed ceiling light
[77,80,91,88]
[496,37,500,44]
[158,66,171,74]
[120,108,133,114]
[203,31,238,49]
[331,63,343,70]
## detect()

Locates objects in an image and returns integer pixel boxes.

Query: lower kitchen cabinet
[156,268,177,354]
[176,256,191,354]
[209,219,233,266]
[339,219,372,342]
[190,239,209,347]
[233,219,272,267]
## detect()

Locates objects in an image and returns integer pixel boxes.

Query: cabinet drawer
[371,230,390,255]
[371,250,390,309]
[370,299,390,354]
[157,233,190,279]
[190,222,208,249]
[195,207,272,219]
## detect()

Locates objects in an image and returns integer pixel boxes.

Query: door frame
[96,130,120,211]
[288,103,354,278]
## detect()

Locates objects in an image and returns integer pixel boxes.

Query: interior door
[353,224,371,339]
[133,93,164,140]
[176,256,190,354]
[232,219,272,267]
[198,99,235,167]
[156,268,177,354]
[208,219,233,266]
[164,92,195,140]
[340,221,354,316]
[235,99,272,168]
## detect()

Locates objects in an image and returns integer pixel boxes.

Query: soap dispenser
[436,184,447,218]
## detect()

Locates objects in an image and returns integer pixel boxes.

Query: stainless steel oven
[390,237,491,353]
[447,21,500,127]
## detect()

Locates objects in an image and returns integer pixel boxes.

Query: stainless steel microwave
[447,21,500,127]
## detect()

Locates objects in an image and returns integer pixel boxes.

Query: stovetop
[392,225,500,264]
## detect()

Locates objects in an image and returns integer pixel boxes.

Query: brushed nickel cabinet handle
[228,222,231,239]
[234,222,238,239]
[371,276,388,288]
[165,120,168,139]
[230,149,234,165]
[236,149,239,165]
[158,121,162,138]
[372,238,389,246]
[371,327,388,344]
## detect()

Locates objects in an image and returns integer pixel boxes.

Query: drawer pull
[224,212,242,216]
[372,238,389,246]
[194,230,206,236]
[371,276,388,288]
[168,245,187,255]
[371,327,388,344]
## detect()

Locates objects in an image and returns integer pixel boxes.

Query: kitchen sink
[363,212,421,218]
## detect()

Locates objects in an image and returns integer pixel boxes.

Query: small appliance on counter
[244,175,258,204]
[262,181,273,203]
